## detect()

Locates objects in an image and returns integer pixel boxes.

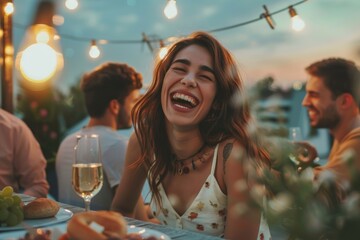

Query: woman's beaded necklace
[172,144,212,175]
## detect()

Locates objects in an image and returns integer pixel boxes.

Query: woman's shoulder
[128,132,141,149]
[217,138,245,158]
[215,138,247,170]
[125,132,142,164]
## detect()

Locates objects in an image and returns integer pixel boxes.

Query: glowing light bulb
[52,15,65,26]
[289,7,305,32]
[164,0,177,19]
[4,2,14,15]
[291,16,305,31]
[65,0,78,10]
[89,41,100,59]
[19,43,59,83]
[15,1,64,90]
[16,24,64,86]
[36,30,50,43]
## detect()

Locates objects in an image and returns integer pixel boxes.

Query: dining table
[0,194,223,240]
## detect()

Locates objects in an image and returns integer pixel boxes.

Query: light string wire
[209,0,308,33]
[12,0,308,45]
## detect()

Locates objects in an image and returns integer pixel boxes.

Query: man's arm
[13,121,49,197]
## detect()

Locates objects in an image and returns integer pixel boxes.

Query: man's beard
[116,108,132,130]
[314,105,341,129]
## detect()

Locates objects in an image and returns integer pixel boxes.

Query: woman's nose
[180,73,197,87]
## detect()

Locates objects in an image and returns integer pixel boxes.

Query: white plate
[0,208,73,231]
[128,225,171,240]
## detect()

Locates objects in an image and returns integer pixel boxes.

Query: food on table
[67,211,127,240]
[65,211,161,240]
[0,186,24,226]
[18,229,51,240]
[23,198,60,219]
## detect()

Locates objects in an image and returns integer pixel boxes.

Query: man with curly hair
[56,62,142,210]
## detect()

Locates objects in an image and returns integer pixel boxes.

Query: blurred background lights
[52,14,65,26]
[292,81,303,90]
[19,43,58,82]
[65,0,78,10]
[89,40,100,59]
[164,0,177,19]
[4,2,14,15]
[15,0,64,87]
[36,29,50,43]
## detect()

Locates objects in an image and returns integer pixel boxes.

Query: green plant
[256,143,360,240]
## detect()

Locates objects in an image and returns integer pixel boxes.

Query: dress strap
[210,144,219,175]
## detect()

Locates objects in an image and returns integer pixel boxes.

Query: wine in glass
[72,134,103,211]
[288,127,305,165]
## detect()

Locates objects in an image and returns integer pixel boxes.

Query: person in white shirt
[56,62,142,210]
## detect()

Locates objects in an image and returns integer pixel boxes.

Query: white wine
[72,163,103,199]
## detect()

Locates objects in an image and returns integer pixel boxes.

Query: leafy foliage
[16,80,87,161]
[258,139,360,240]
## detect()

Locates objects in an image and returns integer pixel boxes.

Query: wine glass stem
[84,198,91,212]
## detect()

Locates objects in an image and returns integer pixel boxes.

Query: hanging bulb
[65,0,78,10]
[289,6,305,32]
[19,43,58,83]
[164,0,177,19]
[15,1,64,89]
[16,25,63,84]
[4,2,14,15]
[52,14,65,26]
[36,29,50,43]
[89,40,100,59]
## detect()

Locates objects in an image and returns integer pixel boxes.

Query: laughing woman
[112,31,271,239]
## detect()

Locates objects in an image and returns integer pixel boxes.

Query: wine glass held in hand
[288,127,318,170]
[72,134,103,211]
[288,127,305,165]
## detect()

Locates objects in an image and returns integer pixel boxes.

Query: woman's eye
[172,67,186,73]
[199,74,212,81]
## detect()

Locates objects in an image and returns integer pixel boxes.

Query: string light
[289,6,305,31]
[16,24,64,84]
[52,14,65,26]
[4,1,14,15]
[13,0,308,58]
[15,1,64,86]
[1,0,15,112]
[164,0,178,19]
[65,0,78,10]
[89,40,100,59]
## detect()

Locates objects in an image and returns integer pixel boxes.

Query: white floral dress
[150,144,272,239]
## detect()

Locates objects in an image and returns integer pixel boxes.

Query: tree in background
[16,79,87,161]
[16,79,87,199]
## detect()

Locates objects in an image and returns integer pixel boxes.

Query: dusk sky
[12,0,360,93]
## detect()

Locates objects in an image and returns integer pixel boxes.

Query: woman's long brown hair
[131,31,270,206]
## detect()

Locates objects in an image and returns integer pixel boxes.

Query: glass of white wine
[72,134,103,211]
[288,127,304,165]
